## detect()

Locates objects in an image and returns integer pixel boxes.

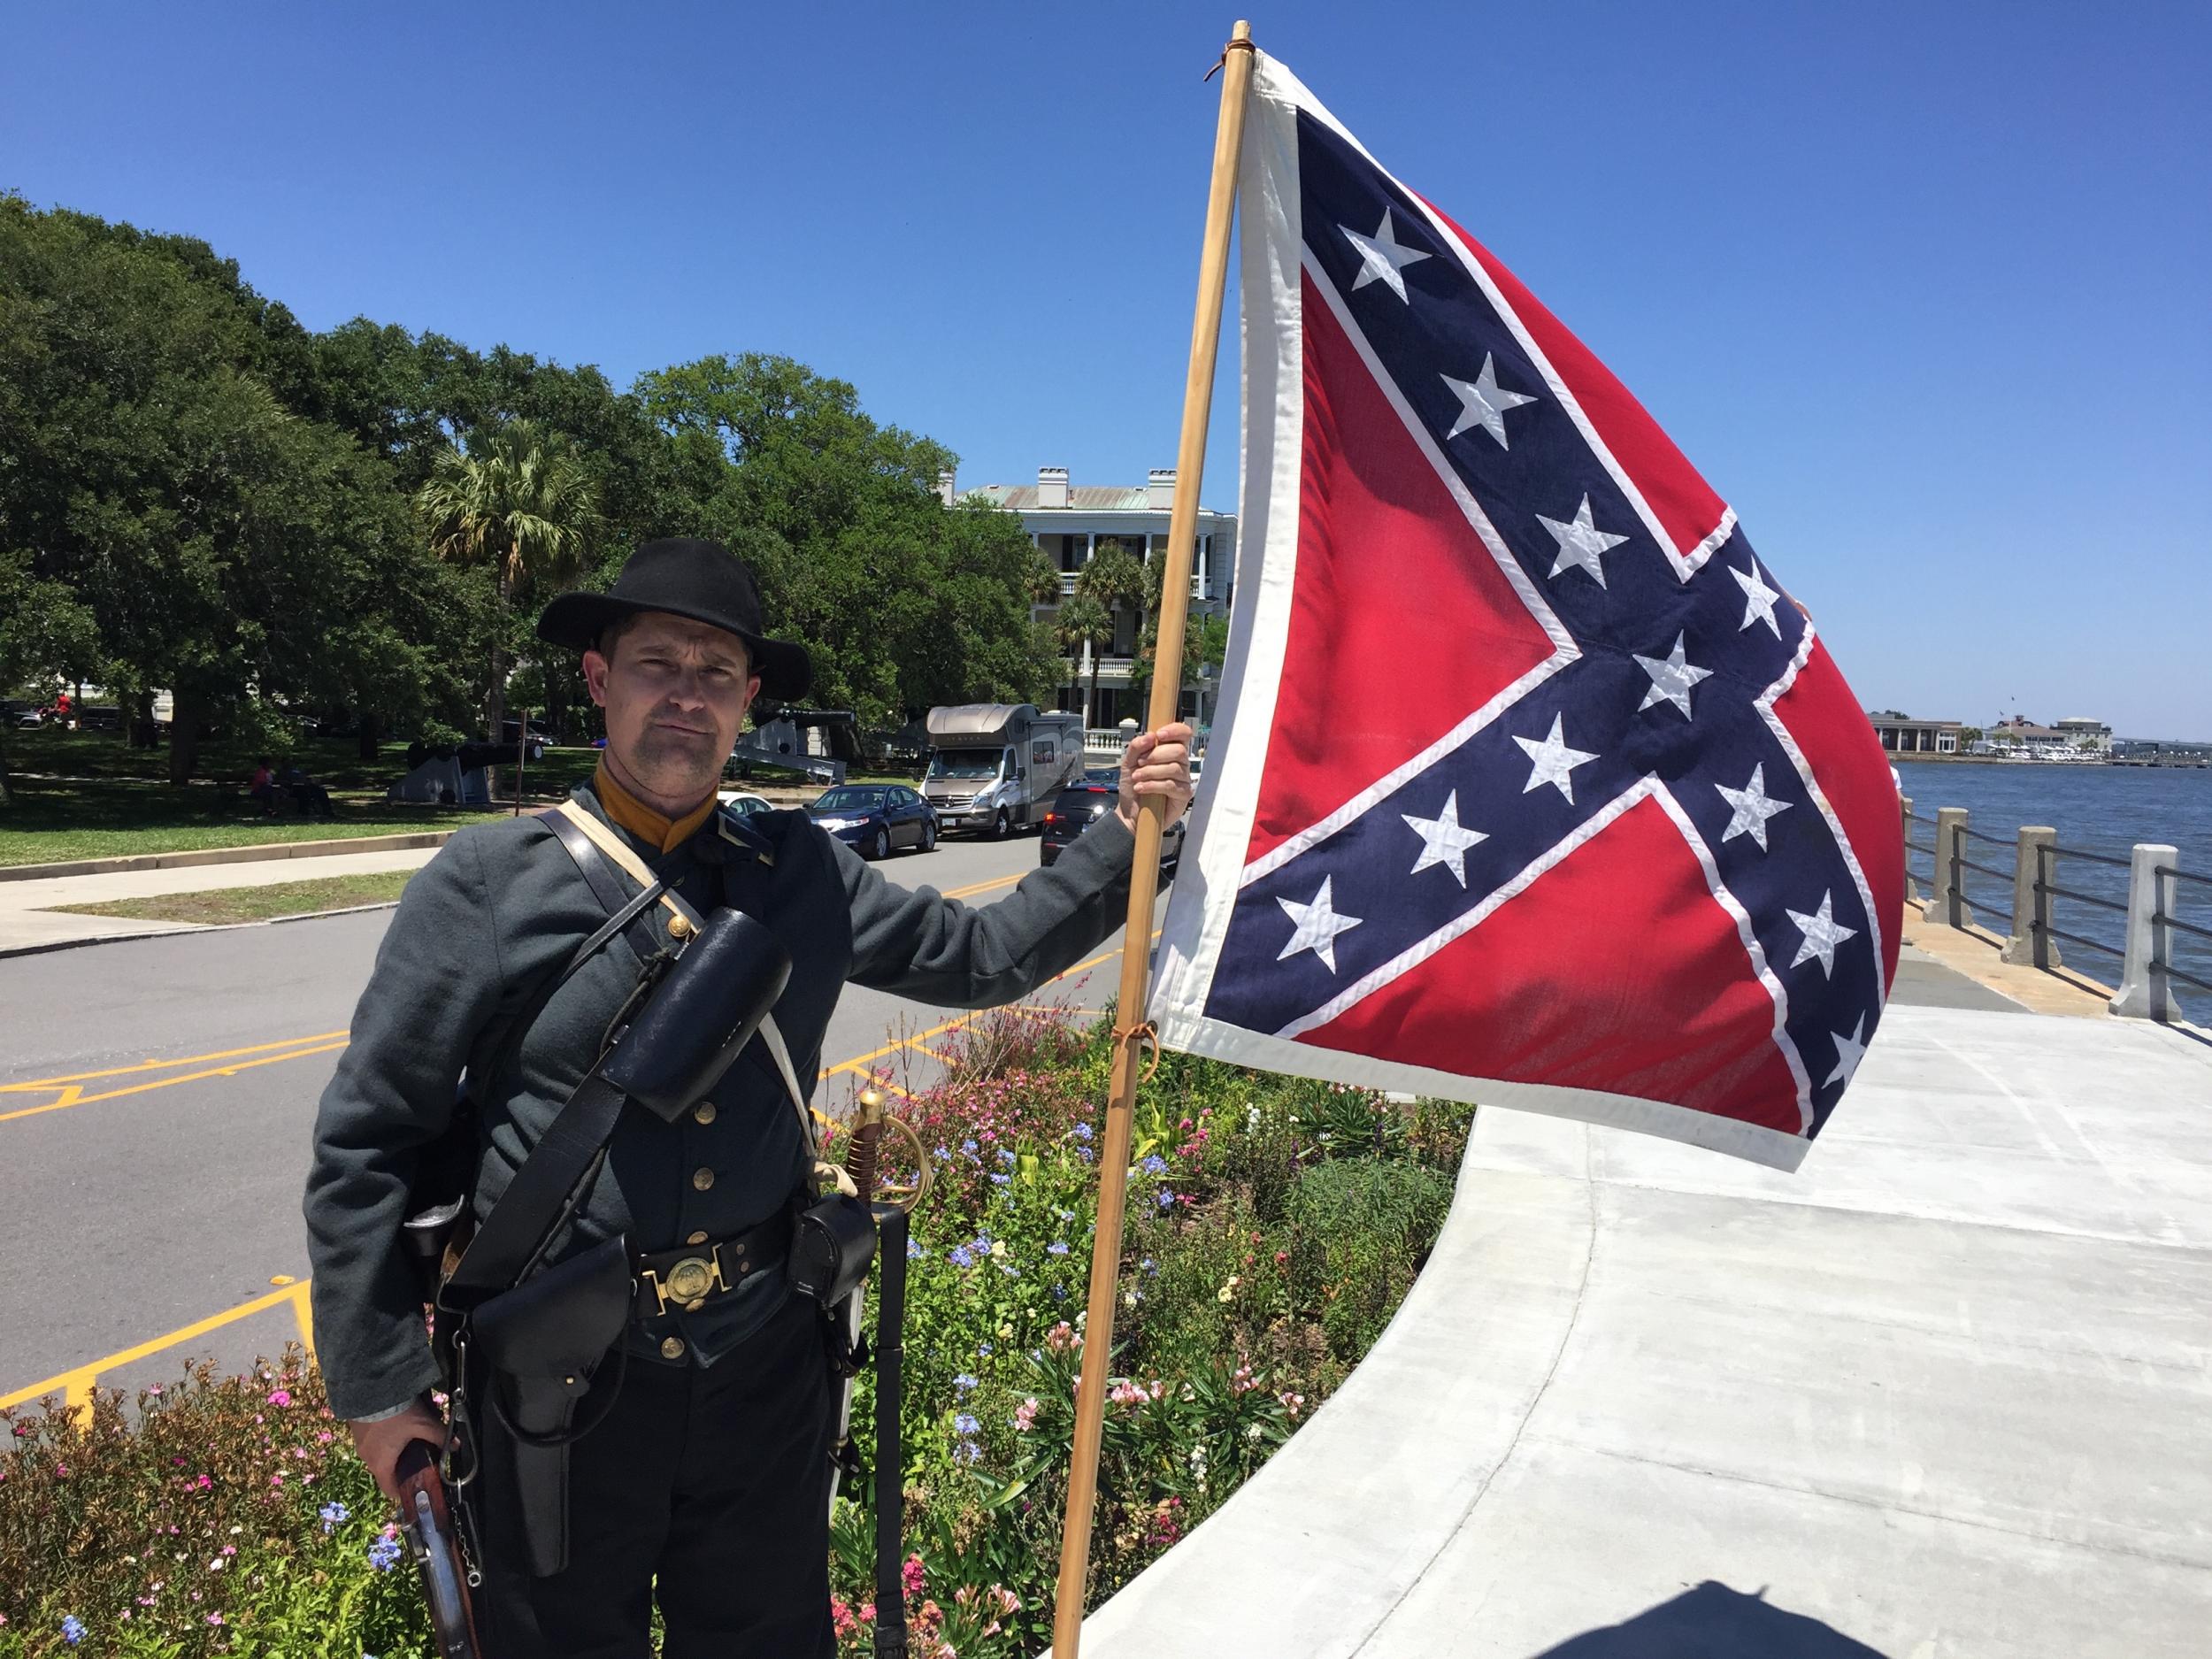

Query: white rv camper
[920,703,1085,836]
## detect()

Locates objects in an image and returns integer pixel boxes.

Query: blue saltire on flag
[1149,52,1904,1171]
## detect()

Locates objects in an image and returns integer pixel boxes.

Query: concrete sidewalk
[1074,995,2212,1653]
[0,846,437,953]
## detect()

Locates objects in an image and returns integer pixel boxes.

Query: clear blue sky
[5,2,2207,736]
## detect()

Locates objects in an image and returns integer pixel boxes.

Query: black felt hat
[537,538,810,701]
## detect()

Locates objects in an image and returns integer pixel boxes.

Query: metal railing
[1949,823,2016,933]
[1901,802,2200,1023]
[2152,865,2212,997]
[2032,841,2130,967]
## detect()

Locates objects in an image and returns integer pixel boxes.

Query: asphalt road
[0,827,1149,1409]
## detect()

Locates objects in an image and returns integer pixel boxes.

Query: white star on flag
[1715,763,1793,851]
[1825,1015,1868,1087]
[1277,875,1363,973]
[1440,353,1538,448]
[1731,560,1783,638]
[1514,713,1600,803]
[1634,632,1714,719]
[1786,890,1858,978]
[1402,790,1489,887]
[1537,494,1630,588]
[1339,208,1432,303]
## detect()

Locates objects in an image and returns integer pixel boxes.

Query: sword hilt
[847,1087,889,1205]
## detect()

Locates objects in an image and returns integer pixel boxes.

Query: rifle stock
[396,1439,488,1659]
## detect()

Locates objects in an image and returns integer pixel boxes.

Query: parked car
[1040,779,1184,869]
[807,784,939,860]
[497,717,551,762]
[2,700,41,729]
[717,788,778,817]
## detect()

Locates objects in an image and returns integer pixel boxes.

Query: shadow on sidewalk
[1533,1580,1887,1657]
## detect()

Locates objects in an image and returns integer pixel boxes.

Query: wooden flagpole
[1051,20,1256,1656]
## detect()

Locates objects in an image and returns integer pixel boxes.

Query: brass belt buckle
[644,1247,726,1316]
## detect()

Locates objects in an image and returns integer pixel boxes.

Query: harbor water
[1894,759,2212,995]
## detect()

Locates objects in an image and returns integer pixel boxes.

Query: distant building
[1985,715,2108,755]
[2053,716,2112,753]
[950,466,1236,732]
[1867,710,1964,755]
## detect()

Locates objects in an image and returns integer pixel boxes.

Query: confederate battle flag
[1149,52,1904,1171]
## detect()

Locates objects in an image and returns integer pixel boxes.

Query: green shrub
[2,1012,1470,1659]
[1287,1157,1454,1361]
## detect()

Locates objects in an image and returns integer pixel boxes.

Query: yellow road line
[0,914,1145,1405]
[0,1280,316,1413]
[0,1030,350,1092]
[0,1041,349,1125]
[940,872,1022,901]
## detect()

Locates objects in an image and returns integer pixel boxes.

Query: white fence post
[1924,807,1970,930]
[2002,827,2059,969]
[2109,843,2179,1021]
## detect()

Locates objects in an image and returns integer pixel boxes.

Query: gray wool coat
[303,784,1137,1420]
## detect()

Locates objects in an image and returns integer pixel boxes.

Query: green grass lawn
[49,868,418,925]
[0,726,605,867]
[0,777,505,868]
[0,725,913,865]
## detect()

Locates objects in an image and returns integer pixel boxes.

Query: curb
[0,830,460,884]
[0,902,403,962]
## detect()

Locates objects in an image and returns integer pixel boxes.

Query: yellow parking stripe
[0,1041,349,1125]
[0,1279,315,1413]
[0,1031,350,1092]
[0,916,1148,1404]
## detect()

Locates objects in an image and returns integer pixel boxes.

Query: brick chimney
[1037,466,1069,510]
[1148,469,1178,511]
[937,469,956,506]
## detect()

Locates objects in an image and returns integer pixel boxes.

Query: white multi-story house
[2053,716,2113,754]
[947,466,1237,734]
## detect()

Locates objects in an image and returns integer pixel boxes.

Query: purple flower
[953,1373,978,1393]
[954,1413,980,1436]
[949,1245,974,1269]
[368,1535,403,1573]
[906,1237,926,1260]
[989,1172,1010,1186]
[1072,1122,1094,1142]
[1141,1154,1169,1176]
[955,1440,982,1465]
[1048,1240,1069,1256]
[996,1148,1017,1166]
[1156,1190,1176,1210]
[960,1138,979,1156]
[319,1500,349,1535]
[61,1617,87,1647]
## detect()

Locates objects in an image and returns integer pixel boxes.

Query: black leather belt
[635,1208,794,1317]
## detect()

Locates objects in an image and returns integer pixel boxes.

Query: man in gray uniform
[303,537,1193,1656]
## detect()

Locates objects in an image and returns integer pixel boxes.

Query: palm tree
[1074,540,1147,727]
[417,419,598,740]
[1054,593,1113,728]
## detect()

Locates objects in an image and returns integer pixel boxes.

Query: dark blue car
[808,784,939,860]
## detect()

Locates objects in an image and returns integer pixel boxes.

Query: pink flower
[208,1612,226,1625]
[267,1388,293,1407]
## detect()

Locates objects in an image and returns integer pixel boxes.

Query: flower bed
[0,1008,1470,1659]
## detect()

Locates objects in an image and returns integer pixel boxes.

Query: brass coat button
[694,1102,718,1126]
[660,1335,687,1361]
[692,1167,715,1191]
[687,1231,709,1246]
[666,913,695,941]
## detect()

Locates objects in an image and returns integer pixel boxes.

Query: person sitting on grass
[249,758,279,817]
[280,763,334,819]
